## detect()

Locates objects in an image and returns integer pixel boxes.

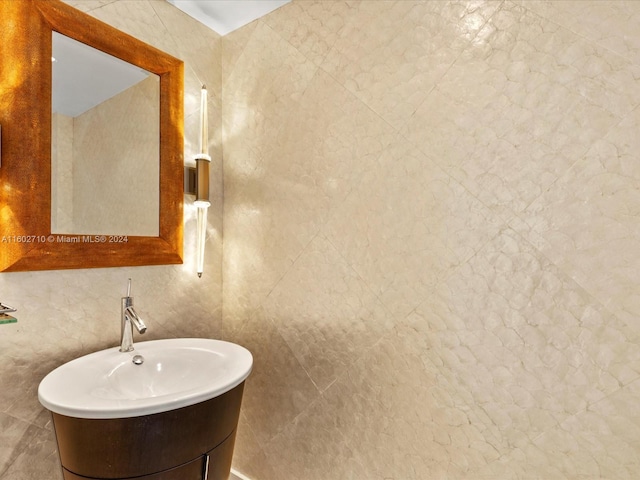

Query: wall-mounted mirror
[51,32,160,237]
[0,0,184,272]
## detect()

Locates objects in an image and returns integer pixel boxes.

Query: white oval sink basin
[38,338,253,419]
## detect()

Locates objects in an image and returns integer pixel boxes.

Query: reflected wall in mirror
[51,32,160,236]
[0,0,184,272]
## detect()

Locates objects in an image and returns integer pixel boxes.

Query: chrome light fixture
[189,85,211,277]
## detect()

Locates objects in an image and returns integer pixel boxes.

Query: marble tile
[263,0,351,66]
[259,234,393,392]
[498,378,640,479]
[518,0,640,67]
[325,135,503,318]
[410,229,640,450]
[78,0,171,54]
[230,412,263,476]
[0,414,34,474]
[221,22,258,86]
[256,228,640,479]
[256,393,372,480]
[404,1,640,219]
[0,411,60,479]
[258,319,498,479]
[222,0,640,477]
[227,309,319,446]
[322,0,502,129]
[222,22,318,200]
[62,0,116,12]
[514,106,640,331]
[151,0,222,97]
[223,67,394,321]
[222,176,319,326]
[0,424,61,480]
[235,447,281,480]
[264,68,396,193]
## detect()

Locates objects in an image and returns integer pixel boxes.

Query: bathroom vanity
[52,384,244,480]
[39,338,253,480]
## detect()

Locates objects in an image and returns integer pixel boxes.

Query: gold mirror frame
[0,0,184,271]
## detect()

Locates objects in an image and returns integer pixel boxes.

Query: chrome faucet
[120,278,147,352]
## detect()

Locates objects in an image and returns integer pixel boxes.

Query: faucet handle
[126,278,132,297]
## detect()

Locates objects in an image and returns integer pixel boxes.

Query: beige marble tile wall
[71,76,159,236]
[51,113,74,232]
[0,1,222,478]
[222,1,640,478]
[52,76,160,236]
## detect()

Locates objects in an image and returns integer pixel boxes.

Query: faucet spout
[120,279,146,352]
[125,306,147,334]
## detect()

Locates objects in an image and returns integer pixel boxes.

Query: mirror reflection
[51,32,160,236]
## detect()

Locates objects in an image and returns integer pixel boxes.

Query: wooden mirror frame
[0,0,184,272]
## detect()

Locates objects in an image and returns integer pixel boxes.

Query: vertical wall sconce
[195,85,211,277]
[186,85,211,277]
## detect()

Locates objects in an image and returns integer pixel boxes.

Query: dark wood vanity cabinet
[61,461,206,480]
[61,432,236,480]
[51,383,244,480]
